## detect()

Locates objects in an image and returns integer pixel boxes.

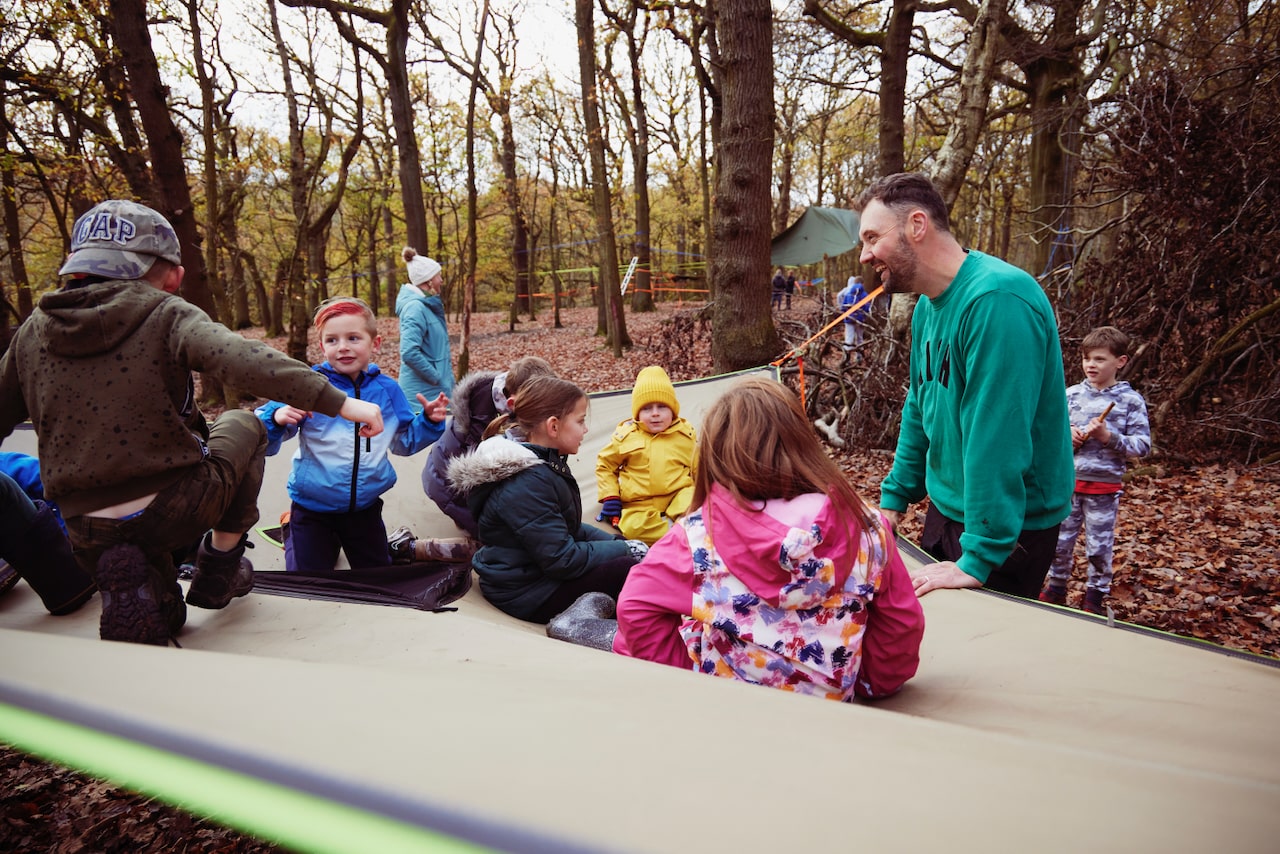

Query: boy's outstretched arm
[272,405,311,427]
[339,397,384,437]
[417,392,450,423]
[254,401,310,455]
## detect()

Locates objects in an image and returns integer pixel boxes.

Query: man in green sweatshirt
[853,173,1073,599]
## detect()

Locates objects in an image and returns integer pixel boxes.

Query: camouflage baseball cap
[57,199,182,279]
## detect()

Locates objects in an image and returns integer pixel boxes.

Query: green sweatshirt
[880,250,1074,583]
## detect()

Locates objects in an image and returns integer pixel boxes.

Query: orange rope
[769,285,883,369]
[797,355,806,404]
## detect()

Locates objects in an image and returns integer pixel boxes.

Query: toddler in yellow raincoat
[595,366,696,545]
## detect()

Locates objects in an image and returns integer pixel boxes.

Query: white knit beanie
[402,246,442,286]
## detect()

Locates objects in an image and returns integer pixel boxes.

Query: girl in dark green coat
[447,376,647,622]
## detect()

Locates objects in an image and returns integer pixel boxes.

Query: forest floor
[3,300,1278,851]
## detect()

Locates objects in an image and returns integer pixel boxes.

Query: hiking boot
[388,526,416,564]
[156,571,188,635]
[1083,588,1107,615]
[1038,584,1067,606]
[546,592,618,652]
[186,533,254,609]
[96,544,169,645]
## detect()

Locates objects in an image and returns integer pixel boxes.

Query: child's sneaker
[387,526,416,564]
[96,545,169,646]
[1082,588,1107,615]
[1038,584,1067,605]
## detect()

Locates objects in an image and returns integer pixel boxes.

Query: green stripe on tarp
[0,702,487,854]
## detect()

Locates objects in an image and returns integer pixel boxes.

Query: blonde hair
[484,375,586,441]
[692,378,880,534]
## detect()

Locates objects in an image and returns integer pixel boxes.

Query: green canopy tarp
[770,206,861,266]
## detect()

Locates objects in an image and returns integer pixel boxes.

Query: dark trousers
[285,498,391,572]
[527,552,638,623]
[0,472,37,545]
[920,503,1061,599]
[65,410,267,581]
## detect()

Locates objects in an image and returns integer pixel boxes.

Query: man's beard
[880,234,919,294]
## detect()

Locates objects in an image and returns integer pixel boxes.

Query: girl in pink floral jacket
[612,378,924,700]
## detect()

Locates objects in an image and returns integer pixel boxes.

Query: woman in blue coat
[396,247,454,412]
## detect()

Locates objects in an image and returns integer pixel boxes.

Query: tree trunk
[108,0,225,404]
[878,0,913,176]
[931,0,1007,207]
[0,89,33,320]
[605,3,655,314]
[803,0,913,177]
[497,107,532,317]
[576,0,628,355]
[244,253,273,333]
[708,0,780,372]
[268,0,313,362]
[185,0,229,329]
[773,95,799,234]
[385,0,428,252]
[1026,53,1082,276]
[462,0,487,372]
[381,201,397,313]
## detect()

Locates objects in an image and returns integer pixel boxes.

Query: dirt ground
[4,301,1277,851]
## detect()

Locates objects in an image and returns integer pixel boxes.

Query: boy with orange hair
[256,297,448,571]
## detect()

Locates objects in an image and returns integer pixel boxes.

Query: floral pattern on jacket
[678,508,888,701]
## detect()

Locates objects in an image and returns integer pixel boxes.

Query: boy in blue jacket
[256,297,448,571]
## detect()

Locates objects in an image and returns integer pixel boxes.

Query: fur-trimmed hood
[446,370,500,441]
[446,436,542,498]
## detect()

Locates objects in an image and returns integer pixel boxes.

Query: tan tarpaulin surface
[2,368,1278,851]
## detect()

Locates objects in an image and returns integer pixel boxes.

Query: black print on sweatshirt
[921,341,952,388]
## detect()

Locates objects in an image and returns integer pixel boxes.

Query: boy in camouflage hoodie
[1039,326,1151,614]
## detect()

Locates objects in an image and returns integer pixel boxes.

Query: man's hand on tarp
[911,561,982,597]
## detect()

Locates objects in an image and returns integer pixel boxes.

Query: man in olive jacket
[0,199,383,645]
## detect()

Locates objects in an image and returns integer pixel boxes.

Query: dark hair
[483,375,586,440]
[1081,326,1131,358]
[504,357,556,398]
[692,378,881,535]
[143,260,177,285]
[853,172,951,234]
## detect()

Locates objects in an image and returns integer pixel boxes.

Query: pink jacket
[614,484,924,699]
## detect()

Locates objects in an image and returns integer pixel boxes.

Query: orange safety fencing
[527,269,711,306]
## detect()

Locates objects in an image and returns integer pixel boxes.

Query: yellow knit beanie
[632,366,679,421]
